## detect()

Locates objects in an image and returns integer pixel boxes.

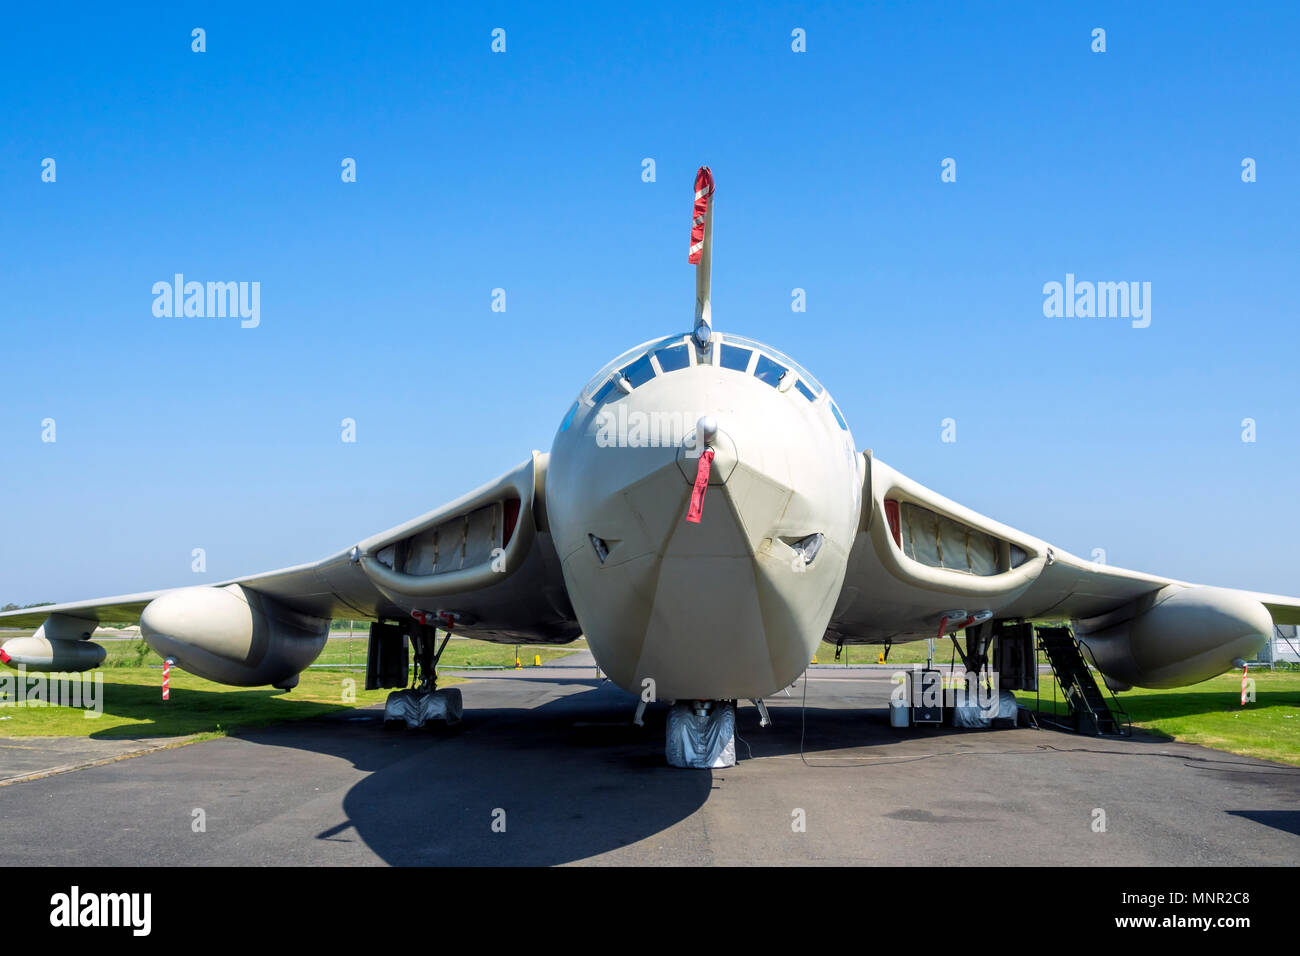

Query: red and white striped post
[1240,662,1248,706]
[163,657,174,701]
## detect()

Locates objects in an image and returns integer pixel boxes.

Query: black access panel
[993,619,1037,692]
[912,668,943,724]
[365,621,410,690]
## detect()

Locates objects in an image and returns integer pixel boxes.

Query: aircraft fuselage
[547,332,861,700]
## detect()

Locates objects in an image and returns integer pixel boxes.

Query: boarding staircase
[1035,626,1130,737]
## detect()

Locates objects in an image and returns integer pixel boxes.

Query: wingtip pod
[1079,586,1273,689]
[0,635,106,672]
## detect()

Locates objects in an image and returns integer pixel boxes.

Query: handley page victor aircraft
[4,168,1298,767]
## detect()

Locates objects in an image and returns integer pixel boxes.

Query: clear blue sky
[2,2,1297,603]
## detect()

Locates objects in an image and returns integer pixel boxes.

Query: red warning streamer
[688,166,714,264]
[1241,662,1248,706]
[685,449,715,523]
[162,658,172,701]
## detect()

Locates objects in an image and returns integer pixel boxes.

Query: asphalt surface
[0,734,195,785]
[0,650,1296,866]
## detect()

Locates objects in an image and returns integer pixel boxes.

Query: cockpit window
[721,334,824,397]
[654,343,690,373]
[558,401,579,432]
[719,344,752,372]
[620,352,656,388]
[580,333,837,423]
[753,354,787,388]
[583,334,687,402]
[590,378,618,405]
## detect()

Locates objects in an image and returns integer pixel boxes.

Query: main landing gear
[382,615,463,729]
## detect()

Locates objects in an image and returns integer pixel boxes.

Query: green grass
[22,632,585,671]
[0,634,587,740]
[0,665,395,739]
[814,638,934,665]
[313,634,586,670]
[1016,670,1300,767]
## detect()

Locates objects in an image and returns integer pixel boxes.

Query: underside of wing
[829,452,1298,688]
[343,451,578,642]
[0,453,579,684]
[0,591,168,630]
[0,556,359,631]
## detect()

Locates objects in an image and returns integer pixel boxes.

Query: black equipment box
[365,622,409,690]
[911,668,943,724]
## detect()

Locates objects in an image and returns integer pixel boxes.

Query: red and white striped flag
[688,166,714,263]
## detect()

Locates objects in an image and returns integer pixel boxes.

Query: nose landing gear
[665,699,737,768]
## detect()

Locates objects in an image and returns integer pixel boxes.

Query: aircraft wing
[829,452,1300,644]
[0,452,579,644]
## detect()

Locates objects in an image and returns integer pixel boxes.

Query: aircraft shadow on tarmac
[219,680,963,865]
[73,673,608,740]
[1225,810,1300,837]
[287,681,715,865]
[207,677,1300,866]
[59,675,1296,864]
[73,679,1297,748]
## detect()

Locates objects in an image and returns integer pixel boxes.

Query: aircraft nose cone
[558,441,850,699]
[674,419,737,488]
